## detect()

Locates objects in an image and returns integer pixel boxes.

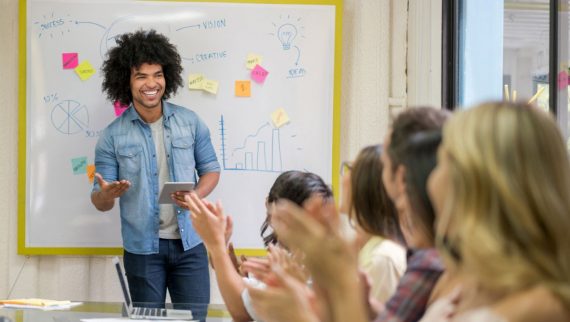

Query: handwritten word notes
[74,60,96,81]
[246,54,263,70]
[62,53,78,69]
[188,74,205,90]
[235,80,251,97]
[114,101,129,117]
[203,79,219,94]
[251,65,269,84]
[86,164,96,183]
[271,108,290,128]
[71,156,88,175]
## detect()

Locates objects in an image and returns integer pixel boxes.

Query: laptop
[112,257,195,320]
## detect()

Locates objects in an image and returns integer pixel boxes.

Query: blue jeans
[124,240,209,321]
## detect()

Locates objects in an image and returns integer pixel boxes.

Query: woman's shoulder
[490,286,570,322]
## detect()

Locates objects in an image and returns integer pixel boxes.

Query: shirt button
[153,154,156,158]
[177,210,181,214]
[154,173,158,176]
[180,229,184,232]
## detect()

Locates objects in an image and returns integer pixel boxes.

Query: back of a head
[261,171,333,246]
[350,145,402,241]
[440,101,570,308]
[388,107,449,171]
[401,131,442,243]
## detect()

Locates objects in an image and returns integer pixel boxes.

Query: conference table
[0,302,231,322]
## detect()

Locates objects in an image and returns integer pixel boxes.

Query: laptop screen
[113,257,132,309]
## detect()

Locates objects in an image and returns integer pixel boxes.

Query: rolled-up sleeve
[92,132,118,192]
[193,115,221,176]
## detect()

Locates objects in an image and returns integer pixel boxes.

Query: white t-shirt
[149,117,180,239]
[358,236,407,303]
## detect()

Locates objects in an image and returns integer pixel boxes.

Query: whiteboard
[20,0,340,255]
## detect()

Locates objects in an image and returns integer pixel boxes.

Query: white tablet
[158,182,195,204]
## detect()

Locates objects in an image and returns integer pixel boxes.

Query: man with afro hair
[91,29,220,318]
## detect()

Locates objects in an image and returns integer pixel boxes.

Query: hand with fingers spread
[96,173,131,199]
[91,173,131,211]
[247,263,320,322]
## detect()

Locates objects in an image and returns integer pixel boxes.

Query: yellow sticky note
[271,108,290,128]
[188,74,205,90]
[86,164,96,183]
[203,79,219,94]
[235,80,251,97]
[245,53,263,70]
[74,60,96,81]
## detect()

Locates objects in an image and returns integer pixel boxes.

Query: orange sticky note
[86,164,96,183]
[235,80,251,97]
[271,108,290,128]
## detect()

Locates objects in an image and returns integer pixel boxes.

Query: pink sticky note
[62,53,79,69]
[558,71,569,90]
[114,101,129,117]
[251,64,269,84]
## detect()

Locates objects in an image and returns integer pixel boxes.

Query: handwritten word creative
[74,60,96,81]
[271,108,290,128]
[251,65,269,84]
[235,80,251,97]
[62,53,78,69]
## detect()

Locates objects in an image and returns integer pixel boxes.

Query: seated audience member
[177,171,333,322]
[421,101,570,322]
[340,145,406,304]
[247,107,449,322]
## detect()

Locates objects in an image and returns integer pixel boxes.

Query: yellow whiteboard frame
[18,0,342,256]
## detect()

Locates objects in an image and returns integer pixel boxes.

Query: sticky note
[188,74,205,90]
[203,79,219,94]
[271,108,290,128]
[114,101,129,117]
[558,71,569,90]
[245,54,263,70]
[235,80,251,97]
[62,53,78,69]
[86,164,96,183]
[74,60,96,81]
[71,156,88,175]
[251,65,269,84]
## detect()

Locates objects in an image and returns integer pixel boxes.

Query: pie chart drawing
[51,100,89,135]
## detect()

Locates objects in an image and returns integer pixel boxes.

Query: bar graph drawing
[219,115,283,173]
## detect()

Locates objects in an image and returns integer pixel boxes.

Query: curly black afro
[101,29,183,106]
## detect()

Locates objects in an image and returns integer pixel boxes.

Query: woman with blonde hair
[424,101,570,321]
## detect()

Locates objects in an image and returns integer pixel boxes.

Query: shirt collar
[124,100,174,122]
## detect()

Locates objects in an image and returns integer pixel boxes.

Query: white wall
[0,0,441,304]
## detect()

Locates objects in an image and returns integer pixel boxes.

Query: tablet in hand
[158,182,195,204]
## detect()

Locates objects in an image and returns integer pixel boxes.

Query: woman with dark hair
[184,170,332,322]
[246,130,445,322]
[339,145,406,303]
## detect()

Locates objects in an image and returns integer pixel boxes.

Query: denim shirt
[92,101,220,254]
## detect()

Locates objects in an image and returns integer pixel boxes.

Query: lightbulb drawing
[277,23,297,50]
